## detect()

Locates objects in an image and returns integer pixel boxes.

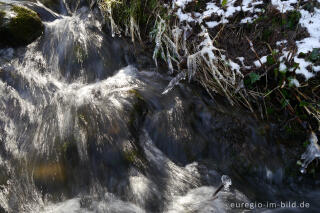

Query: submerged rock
[0,4,44,47]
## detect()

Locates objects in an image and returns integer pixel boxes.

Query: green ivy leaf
[309,48,320,62]
[248,72,260,84]
[266,55,275,65]
[299,101,309,107]
[222,0,228,7]
[293,62,300,68]
[303,140,310,148]
[274,68,279,79]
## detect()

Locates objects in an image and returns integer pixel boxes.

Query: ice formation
[300,132,320,174]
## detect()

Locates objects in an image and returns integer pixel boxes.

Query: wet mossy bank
[0,3,44,47]
[101,0,320,141]
[99,0,320,177]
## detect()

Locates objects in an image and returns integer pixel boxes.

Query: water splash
[221,175,232,191]
[300,132,320,174]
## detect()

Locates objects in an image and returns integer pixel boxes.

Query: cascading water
[0,0,320,212]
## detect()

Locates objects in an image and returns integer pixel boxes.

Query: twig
[246,36,265,70]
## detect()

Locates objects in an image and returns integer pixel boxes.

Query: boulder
[0,3,44,47]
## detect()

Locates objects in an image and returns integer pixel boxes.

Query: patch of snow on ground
[229,59,241,73]
[314,66,320,72]
[174,0,264,26]
[293,8,320,79]
[173,0,193,9]
[271,0,297,12]
[289,78,300,87]
[279,62,287,71]
[206,21,220,28]
[172,0,320,82]
[294,57,314,79]
[254,55,267,67]
[240,16,256,24]
[276,40,287,46]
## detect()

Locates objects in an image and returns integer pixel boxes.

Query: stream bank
[100,0,320,175]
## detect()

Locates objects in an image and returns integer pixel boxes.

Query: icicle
[152,18,166,67]
[99,0,121,37]
[167,47,174,74]
[130,16,141,43]
[164,35,181,61]
[172,27,183,50]
[130,16,135,42]
[187,53,199,82]
[162,72,186,94]
[109,14,121,37]
[300,132,320,173]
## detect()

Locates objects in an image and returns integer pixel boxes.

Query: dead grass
[99,0,320,134]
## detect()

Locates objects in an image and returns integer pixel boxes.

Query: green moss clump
[74,42,87,63]
[128,88,144,100]
[128,89,148,131]
[9,6,44,45]
[123,147,139,164]
[0,10,5,25]
[78,113,88,126]
[61,141,80,167]
[285,10,301,30]
[122,143,147,169]
[309,48,320,63]
[266,55,276,66]
[0,5,44,46]
[262,29,272,41]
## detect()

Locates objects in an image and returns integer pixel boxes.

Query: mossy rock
[127,89,148,132]
[0,4,44,47]
[122,142,147,169]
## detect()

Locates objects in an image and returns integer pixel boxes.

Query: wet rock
[0,4,44,47]
[0,165,9,187]
[128,89,148,133]
[25,2,61,22]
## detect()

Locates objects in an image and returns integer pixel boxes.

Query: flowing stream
[0,0,320,212]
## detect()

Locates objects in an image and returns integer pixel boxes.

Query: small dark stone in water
[80,196,93,208]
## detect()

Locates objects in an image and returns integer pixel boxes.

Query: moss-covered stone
[61,140,80,168]
[128,89,148,132]
[122,143,147,169]
[0,4,44,47]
